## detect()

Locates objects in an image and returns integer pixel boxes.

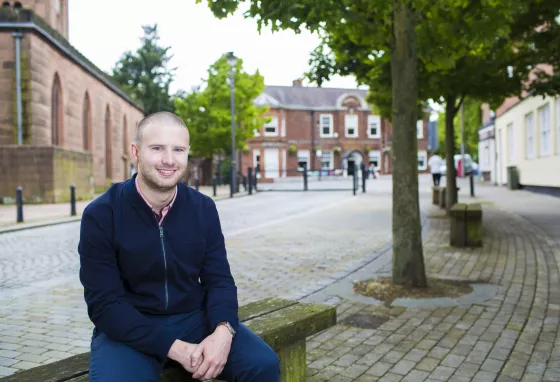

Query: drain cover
[341,314,389,329]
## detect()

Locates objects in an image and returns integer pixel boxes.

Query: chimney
[292,78,303,87]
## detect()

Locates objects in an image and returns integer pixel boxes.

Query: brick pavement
[0,183,394,376]
[303,182,560,382]
[1,177,560,381]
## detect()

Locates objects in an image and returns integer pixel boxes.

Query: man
[428,153,443,187]
[79,112,280,381]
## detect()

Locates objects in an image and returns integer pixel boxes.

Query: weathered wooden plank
[66,375,89,382]
[0,299,336,382]
[244,302,337,350]
[0,353,89,382]
[238,298,299,322]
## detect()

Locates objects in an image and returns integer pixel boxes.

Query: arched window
[51,73,63,146]
[123,115,128,179]
[105,105,112,179]
[82,92,91,151]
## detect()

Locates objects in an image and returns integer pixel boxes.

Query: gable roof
[255,85,370,110]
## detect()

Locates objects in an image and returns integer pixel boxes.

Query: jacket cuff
[154,328,178,363]
[209,310,240,333]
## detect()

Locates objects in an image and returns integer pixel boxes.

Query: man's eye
[152,147,162,151]
[175,148,185,152]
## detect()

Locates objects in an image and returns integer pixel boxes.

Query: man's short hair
[134,111,189,146]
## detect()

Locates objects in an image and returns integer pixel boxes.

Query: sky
[67,0,363,95]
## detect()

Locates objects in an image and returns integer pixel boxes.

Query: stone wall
[28,33,144,187]
[0,145,93,204]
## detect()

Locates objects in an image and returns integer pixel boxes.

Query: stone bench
[0,298,336,382]
[437,187,461,209]
[450,203,483,247]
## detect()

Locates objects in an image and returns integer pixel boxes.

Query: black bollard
[303,163,308,191]
[362,169,367,193]
[243,175,247,192]
[470,173,475,197]
[353,165,357,196]
[229,168,234,198]
[194,178,199,191]
[213,176,217,197]
[16,186,23,223]
[248,168,253,195]
[70,184,76,216]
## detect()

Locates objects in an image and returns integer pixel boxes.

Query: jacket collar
[124,173,192,213]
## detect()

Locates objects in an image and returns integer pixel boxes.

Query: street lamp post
[226,52,238,198]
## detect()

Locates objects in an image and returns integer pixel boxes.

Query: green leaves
[174,55,268,159]
[111,24,177,114]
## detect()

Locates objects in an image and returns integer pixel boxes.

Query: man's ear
[131,143,140,161]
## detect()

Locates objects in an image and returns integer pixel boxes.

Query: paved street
[0,177,399,376]
[1,175,560,381]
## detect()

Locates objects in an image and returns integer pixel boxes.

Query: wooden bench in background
[450,203,483,247]
[432,186,442,205]
[0,298,336,382]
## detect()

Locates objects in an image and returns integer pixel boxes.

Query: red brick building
[0,1,144,203]
[241,80,430,181]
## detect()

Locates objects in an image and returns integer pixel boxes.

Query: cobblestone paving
[2,177,560,381]
[0,182,397,376]
[304,183,560,382]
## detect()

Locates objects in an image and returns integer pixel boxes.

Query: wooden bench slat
[238,297,299,322]
[67,375,89,382]
[0,353,89,382]
[244,302,336,350]
[0,299,336,382]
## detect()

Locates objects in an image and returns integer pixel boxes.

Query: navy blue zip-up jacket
[78,175,239,362]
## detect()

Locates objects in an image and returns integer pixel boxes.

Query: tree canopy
[112,24,177,115]
[174,55,268,159]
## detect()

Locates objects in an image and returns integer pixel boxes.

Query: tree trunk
[390,1,427,288]
[444,96,458,211]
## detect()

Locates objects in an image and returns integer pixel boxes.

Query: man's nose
[162,148,174,164]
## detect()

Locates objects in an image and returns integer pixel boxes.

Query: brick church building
[0,1,144,203]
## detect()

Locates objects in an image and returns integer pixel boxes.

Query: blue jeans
[89,308,280,382]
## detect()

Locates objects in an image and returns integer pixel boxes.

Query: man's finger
[202,364,217,381]
[192,360,211,380]
[191,345,204,368]
[213,364,225,379]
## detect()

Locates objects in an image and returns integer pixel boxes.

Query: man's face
[131,122,189,191]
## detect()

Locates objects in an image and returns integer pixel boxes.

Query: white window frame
[539,103,551,156]
[264,116,279,137]
[368,150,381,169]
[281,118,286,137]
[418,150,428,171]
[417,120,424,139]
[526,112,535,159]
[367,115,381,138]
[297,150,310,172]
[320,150,333,170]
[507,123,514,163]
[319,114,333,138]
[345,114,359,138]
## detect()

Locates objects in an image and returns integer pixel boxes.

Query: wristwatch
[217,321,236,338]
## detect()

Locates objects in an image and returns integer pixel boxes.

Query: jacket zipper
[159,226,169,311]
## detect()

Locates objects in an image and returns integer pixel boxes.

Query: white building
[478,120,497,183]
[492,94,560,192]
